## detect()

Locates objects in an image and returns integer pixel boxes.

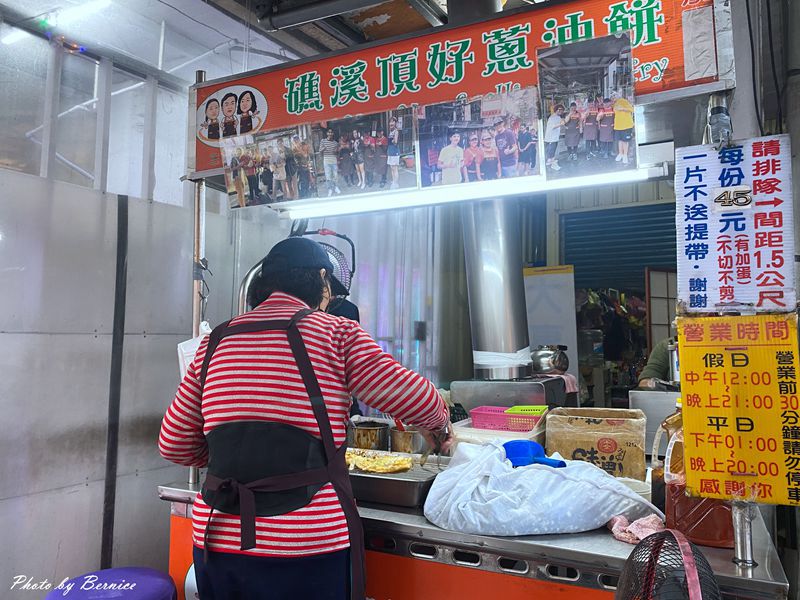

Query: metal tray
[348,452,448,507]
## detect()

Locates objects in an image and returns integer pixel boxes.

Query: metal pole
[785,5,800,593]
[141,75,158,200]
[238,261,263,315]
[188,69,207,486]
[462,201,532,380]
[706,92,732,148]
[157,20,166,70]
[787,0,800,287]
[40,42,63,178]
[728,0,762,139]
[450,0,533,380]
[93,57,112,192]
[265,0,386,30]
[732,500,758,567]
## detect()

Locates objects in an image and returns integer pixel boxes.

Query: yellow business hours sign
[678,313,800,505]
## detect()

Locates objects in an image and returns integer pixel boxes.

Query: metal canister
[668,341,680,383]
[350,421,390,450]
[390,426,426,454]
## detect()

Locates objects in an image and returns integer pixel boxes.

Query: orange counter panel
[168,513,613,599]
[365,551,613,600]
[169,514,194,600]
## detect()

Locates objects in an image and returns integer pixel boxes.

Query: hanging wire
[765,0,783,133]
[155,0,235,42]
[745,0,765,137]
[243,0,253,72]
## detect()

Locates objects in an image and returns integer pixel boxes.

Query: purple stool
[44,567,176,600]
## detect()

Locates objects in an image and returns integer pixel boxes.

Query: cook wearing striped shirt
[318,129,341,196]
[159,237,450,600]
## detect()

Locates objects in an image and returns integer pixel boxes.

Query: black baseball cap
[261,237,349,297]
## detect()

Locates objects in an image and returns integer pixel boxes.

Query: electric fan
[290,224,356,311]
[615,530,722,600]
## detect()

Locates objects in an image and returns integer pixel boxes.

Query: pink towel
[549,373,579,394]
[607,514,665,544]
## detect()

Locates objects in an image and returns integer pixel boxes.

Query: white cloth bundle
[424,442,662,536]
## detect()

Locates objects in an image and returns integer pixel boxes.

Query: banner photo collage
[216,33,637,209]
[191,0,719,209]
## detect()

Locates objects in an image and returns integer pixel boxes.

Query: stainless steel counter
[158,481,789,599]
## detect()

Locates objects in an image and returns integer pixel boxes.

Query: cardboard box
[546,408,647,480]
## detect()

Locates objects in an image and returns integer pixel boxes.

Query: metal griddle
[348,452,449,507]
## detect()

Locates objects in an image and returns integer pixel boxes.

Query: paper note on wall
[524,265,579,379]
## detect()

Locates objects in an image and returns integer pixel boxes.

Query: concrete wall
[0,170,288,595]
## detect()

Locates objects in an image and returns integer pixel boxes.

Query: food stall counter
[158,482,788,600]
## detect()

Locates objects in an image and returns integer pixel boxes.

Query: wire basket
[469,406,545,432]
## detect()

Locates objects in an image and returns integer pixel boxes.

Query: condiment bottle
[664,408,734,548]
[651,399,683,512]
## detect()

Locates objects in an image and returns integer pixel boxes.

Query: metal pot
[530,345,569,374]
[390,426,426,454]
[350,421,390,450]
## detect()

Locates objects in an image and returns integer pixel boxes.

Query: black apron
[197,308,365,600]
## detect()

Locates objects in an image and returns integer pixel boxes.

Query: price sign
[675,135,795,313]
[679,314,800,505]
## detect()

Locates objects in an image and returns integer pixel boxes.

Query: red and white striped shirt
[159,291,448,557]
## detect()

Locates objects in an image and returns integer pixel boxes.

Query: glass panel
[55,52,98,187]
[153,86,187,206]
[0,25,50,175]
[107,68,144,198]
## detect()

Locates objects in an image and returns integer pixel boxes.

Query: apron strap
[198,317,299,393]
[198,319,231,392]
[204,465,333,552]
[285,317,338,461]
[285,312,365,600]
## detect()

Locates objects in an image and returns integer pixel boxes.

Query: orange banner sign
[192,0,717,173]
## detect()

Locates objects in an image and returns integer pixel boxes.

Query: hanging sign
[192,0,719,174]
[679,314,800,505]
[675,135,795,313]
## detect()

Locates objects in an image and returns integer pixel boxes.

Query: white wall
[0,170,288,595]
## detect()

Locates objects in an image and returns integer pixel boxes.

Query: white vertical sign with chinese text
[676,135,795,313]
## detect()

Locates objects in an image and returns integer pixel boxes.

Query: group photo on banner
[538,34,637,176]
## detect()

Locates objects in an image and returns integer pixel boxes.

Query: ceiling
[0,0,552,85]
[203,0,542,57]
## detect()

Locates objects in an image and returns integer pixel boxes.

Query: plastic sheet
[472,347,532,368]
[424,442,662,536]
[177,321,212,379]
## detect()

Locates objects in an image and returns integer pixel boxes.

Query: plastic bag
[177,321,212,379]
[424,441,662,536]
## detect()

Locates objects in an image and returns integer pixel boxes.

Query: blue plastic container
[502,440,566,469]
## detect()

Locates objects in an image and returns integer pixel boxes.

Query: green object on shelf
[504,405,548,415]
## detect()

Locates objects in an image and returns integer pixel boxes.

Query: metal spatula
[419,431,444,469]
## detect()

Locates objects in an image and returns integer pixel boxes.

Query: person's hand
[421,424,454,455]
[638,377,657,389]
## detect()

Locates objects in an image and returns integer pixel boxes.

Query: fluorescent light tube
[278,167,663,220]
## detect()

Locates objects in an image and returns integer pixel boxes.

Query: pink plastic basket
[469,406,543,432]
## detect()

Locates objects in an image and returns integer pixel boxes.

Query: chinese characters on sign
[193,0,718,173]
[675,135,795,312]
[679,314,800,505]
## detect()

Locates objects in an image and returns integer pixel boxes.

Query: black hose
[765,0,783,133]
[745,0,765,136]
